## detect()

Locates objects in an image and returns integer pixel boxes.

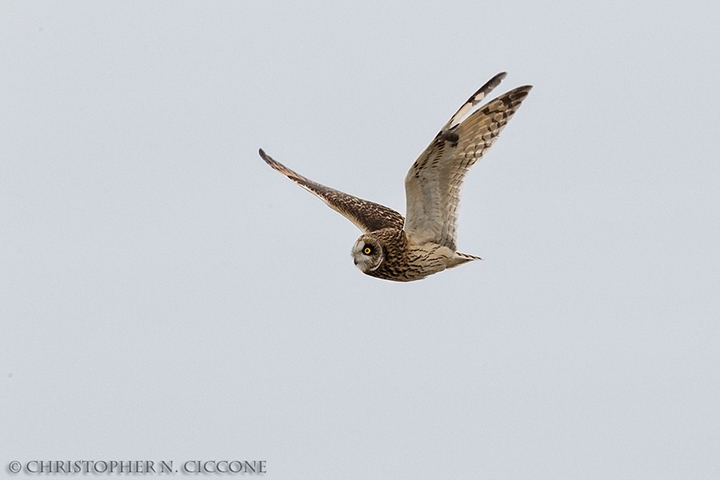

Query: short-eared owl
[260,72,531,281]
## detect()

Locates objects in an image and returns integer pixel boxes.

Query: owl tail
[447,252,482,269]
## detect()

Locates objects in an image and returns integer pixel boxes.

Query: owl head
[352,235,384,273]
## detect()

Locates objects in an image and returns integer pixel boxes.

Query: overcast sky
[2,1,719,479]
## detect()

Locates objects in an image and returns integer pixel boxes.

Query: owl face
[352,235,384,273]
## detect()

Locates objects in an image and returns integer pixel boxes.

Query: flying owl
[260,72,531,281]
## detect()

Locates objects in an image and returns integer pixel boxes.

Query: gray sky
[2,1,719,479]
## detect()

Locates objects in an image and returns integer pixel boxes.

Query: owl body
[352,228,477,281]
[259,72,531,281]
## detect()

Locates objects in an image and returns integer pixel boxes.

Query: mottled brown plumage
[259,73,532,281]
[259,149,404,232]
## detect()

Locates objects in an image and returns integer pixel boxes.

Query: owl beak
[353,258,358,265]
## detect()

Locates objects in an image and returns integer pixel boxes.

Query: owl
[260,72,531,281]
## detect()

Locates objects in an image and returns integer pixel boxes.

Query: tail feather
[448,251,482,268]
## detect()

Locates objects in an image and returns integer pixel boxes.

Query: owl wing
[404,73,532,250]
[259,149,405,233]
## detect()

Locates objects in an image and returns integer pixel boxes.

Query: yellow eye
[363,246,372,255]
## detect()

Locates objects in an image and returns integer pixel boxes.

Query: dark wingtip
[470,72,508,102]
[258,148,273,165]
[508,85,533,101]
[489,72,508,87]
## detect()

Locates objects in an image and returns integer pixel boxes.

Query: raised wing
[259,149,405,233]
[404,74,532,249]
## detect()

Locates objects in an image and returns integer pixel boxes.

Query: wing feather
[259,149,404,233]
[404,76,532,249]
